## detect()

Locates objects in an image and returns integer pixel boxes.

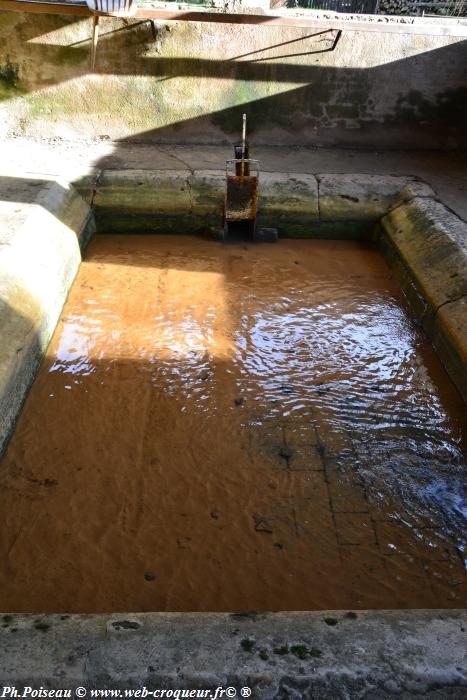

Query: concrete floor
[2,138,467,222]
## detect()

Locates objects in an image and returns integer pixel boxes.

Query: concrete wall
[0,10,466,149]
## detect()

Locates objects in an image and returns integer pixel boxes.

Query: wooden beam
[0,0,466,36]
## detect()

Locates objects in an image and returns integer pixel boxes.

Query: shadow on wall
[0,11,466,148]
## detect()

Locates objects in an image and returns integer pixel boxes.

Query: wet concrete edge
[0,610,466,697]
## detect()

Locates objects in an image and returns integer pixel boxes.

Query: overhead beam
[0,0,466,36]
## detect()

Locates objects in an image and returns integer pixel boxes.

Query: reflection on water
[0,235,465,613]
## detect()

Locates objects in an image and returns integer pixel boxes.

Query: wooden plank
[0,0,466,36]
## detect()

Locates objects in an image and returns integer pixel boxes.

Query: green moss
[0,57,23,101]
[48,45,88,68]
[326,103,360,120]
[310,647,322,657]
[34,621,50,632]
[345,611,358,620]
[259,650,269,661]
[241,639,255,652]
[271,220,374,240]
[324,617,339,626]
[1,58,19,87]
[290,645,309,660]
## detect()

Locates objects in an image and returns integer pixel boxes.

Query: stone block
[381,197,467,326]
[190,170,224,218]
[93,170,192,231]
[257,172,319,236]
[318,174,414,221]
[0,178,93,454]
[433,297,467,404]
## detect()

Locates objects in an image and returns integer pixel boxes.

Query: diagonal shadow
[1,11,466,150]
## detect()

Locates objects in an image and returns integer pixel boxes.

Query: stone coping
[0,175,94,455]
[380,196,467,403]
[85,170,437,236]
[0,610,466,696]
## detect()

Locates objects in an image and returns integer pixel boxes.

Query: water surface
[0,235,465,612]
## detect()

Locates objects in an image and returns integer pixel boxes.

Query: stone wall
[378,0,467,16]
[0,9,466,148]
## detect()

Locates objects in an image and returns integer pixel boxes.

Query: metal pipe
[241,113,246,178]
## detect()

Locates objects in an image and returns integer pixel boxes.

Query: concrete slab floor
[2,138,467,222]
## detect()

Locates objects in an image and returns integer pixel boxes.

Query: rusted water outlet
[216,115,278,243]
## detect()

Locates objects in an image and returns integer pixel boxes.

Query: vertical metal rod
[241,113,246,178]
[91,15,99,70]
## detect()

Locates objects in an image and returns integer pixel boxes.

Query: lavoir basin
[0,233,465,613]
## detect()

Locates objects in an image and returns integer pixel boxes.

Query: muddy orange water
[1,235,466,613]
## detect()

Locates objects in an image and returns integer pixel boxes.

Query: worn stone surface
[389,181,436,211]
[93,170,192,232]
[433,298,467,404]
[0,610,465,697]
[190,170,224,218]
[0,177,93,455]
[257,173,318,236]
[91,170,322,235]
[380,196,467,403]
[381,197,467,325]
[318,174,420,221]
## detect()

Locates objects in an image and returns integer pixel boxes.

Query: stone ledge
[92,170,320,237]
[0,178,94,455]
[317,174,435,222]
[380,196,467,402]
[90,170,437,237]
[433,298,467,405]
[381,197,467,318]
[257,173,319,235]
[0,610,465,697]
